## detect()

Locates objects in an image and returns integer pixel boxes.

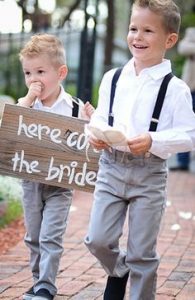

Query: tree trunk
[103,0,115,73]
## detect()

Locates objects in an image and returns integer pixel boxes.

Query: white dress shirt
[33,85,82,118]
[89,58,195,159]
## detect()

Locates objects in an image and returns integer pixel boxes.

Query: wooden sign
[0,104,100,192]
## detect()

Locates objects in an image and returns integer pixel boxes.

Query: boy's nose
[30,76,37,82]
[135,31,142,40]
[28,73,39,82]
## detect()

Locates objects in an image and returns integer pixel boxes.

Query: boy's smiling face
[127,6,178,74]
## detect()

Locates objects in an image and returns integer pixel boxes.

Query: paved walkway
[0,160,195,299]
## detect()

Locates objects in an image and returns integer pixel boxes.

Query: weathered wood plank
[0,104,100,192]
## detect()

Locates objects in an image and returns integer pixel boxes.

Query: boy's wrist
[18,96,35,107]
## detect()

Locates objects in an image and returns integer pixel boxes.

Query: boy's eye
[38,70,44,74]
[24,71,30,76]
[129,27,137,32]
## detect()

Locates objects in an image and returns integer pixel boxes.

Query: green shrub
[172,54,185,78]
[0,175,23,229]
[65,82,99,108]
[0,199,23,228]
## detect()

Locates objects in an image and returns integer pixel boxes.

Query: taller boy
[85,1,195,300]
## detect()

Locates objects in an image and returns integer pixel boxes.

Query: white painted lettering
[68,161,78,184]
[17,114,62,143]
[66,132,78,147]
[85,170,96,185]
[11,150,40,173]
[46,157,71,182]
[50,128,61,144]
[77,133,88,150]
[45,157,96,187]
[17,115,32,138]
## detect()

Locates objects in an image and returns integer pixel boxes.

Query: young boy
[18,33,94,300]
[84,1,195,300]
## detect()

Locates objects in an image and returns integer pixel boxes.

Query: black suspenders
[108,68,173,131]
[149,72,173,131]
[72,96,79,117]
[108,67,123,126]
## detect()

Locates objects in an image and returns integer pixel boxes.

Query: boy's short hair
[19,33,66,67]
[133,0,181,34]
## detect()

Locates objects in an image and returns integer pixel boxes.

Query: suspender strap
[108,67,123,126]
[108,69,173,131]
[149,72,173,131]
[72,96,79,117]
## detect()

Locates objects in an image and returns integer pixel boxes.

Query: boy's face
[21,54,67,106]
[127,7,178,72]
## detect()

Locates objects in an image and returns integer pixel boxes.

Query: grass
[0,175,23,229]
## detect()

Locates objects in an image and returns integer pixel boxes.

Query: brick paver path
[0,171,195,299]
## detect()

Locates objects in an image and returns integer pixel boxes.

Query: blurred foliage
[172,54,185,78]
[66,82,99,107]
[0,48,26,100]
[0,1,195,100]
[0,198,23,228]
[180,11,195,37]
[0,176,23,228]
[174,10,195,78]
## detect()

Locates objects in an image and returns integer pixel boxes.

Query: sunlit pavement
[0,155,195,300]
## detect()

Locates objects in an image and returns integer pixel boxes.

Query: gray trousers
[22,181,73,296]
[85,149,167,300]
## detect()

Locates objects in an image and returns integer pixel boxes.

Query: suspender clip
[109,112,114,117]
[151,118,159,124]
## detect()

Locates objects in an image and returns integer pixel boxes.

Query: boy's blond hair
[133,0,181,34]
[19,33,66,67]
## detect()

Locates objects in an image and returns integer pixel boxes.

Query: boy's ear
[166,33,178,49]
[59,65,68,80]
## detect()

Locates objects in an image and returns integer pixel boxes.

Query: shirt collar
[34,85,73,109]
[125,58,172,80]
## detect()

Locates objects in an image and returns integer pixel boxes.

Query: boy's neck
[134,58,164,75]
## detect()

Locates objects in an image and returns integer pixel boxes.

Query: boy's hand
[127,133,152,155]
[18,82,42,107]
[88,136,109,151]
[81,101,95,120]
[26,82,42,102]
